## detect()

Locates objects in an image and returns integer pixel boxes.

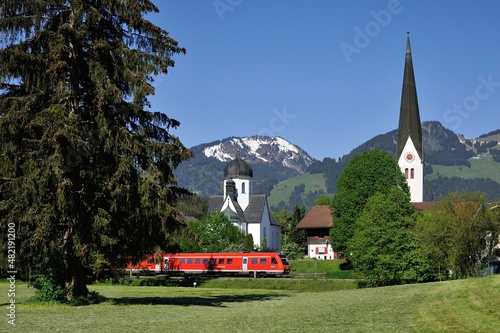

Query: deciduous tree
[187,212,245,253]
[349,186,417,287]
[414,192,499,279]
[274,206,306,259]
[330,149,409,254]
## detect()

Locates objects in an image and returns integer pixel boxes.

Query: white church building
[208,157,282,251]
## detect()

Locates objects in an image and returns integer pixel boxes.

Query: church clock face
[404,152,415,163]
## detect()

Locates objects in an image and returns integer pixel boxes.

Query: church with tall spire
[397,33,423,202]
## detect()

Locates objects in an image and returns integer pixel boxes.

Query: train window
[271,258,278,264]
[195,259,200,264]
[188,259,193,264]
[227,259,233,264]
[259,258,266,265]
[218,259,224,264]
[180,259,185,264]
[251,258,258,264]
[279,254,290,265]
[203,259,209,264]
[210,259,216,265]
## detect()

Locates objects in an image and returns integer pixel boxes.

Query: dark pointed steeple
[397,33,423,161]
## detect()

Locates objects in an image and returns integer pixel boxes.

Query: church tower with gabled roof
[397,33,423,202]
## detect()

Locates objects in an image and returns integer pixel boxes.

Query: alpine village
[1,2,499,332]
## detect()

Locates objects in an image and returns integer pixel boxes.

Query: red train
[126,252,291,277]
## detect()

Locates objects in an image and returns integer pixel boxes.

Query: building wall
[308,243,335,260]
[224,178,251,211]
[247,223,261,249]
[302,230,337,260]
[398,137,423,202]
[270,224,281,252]
[246,209,281,252]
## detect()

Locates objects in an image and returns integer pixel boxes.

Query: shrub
[31,273,65,302]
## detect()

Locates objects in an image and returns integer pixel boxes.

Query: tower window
[410,168,414,179]
[242,182,246,194]
[405,168,409,179]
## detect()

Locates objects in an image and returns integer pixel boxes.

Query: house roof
[178,214,199,222]
[296,205,333,229]
[412,201,438,211]
[412,201,490,212]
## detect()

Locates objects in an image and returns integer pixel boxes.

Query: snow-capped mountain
[201,136,315,173]
[174,136,317,197]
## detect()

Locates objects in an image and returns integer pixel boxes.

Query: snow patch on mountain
[203,143,233,161]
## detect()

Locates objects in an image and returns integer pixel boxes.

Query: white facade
[246,199,281,251]
[223,178,252,211]
[398,137,423,202]
[308,243,334,260]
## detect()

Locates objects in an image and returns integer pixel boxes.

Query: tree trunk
[68,265,89,299]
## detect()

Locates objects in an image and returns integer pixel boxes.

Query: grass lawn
[1,275,499,333]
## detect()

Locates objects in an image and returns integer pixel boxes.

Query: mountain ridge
[174,136,316,197]
[200,135,315,172]
[174,121,500,206]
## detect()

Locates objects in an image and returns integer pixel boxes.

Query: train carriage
[127,252,290,277]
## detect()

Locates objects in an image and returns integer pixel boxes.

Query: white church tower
[397,33,423,202]
[223,157,253,211]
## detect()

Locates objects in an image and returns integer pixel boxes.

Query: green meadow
[425,157,500,184]
[2,275,499,333]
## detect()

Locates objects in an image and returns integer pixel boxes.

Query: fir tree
[0,0,192,300]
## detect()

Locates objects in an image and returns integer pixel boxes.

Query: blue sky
[147,1,500,160]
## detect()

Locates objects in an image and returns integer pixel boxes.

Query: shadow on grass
[109,293,289,308]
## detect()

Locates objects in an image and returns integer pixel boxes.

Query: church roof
[207,194,281,226]
[397,33,423,161]
[208,196,224,212]
[245,195,281,226]
[244,195,266,223]
[296,205,333,229]
[208,196,246,222]
[224,157,253,179]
